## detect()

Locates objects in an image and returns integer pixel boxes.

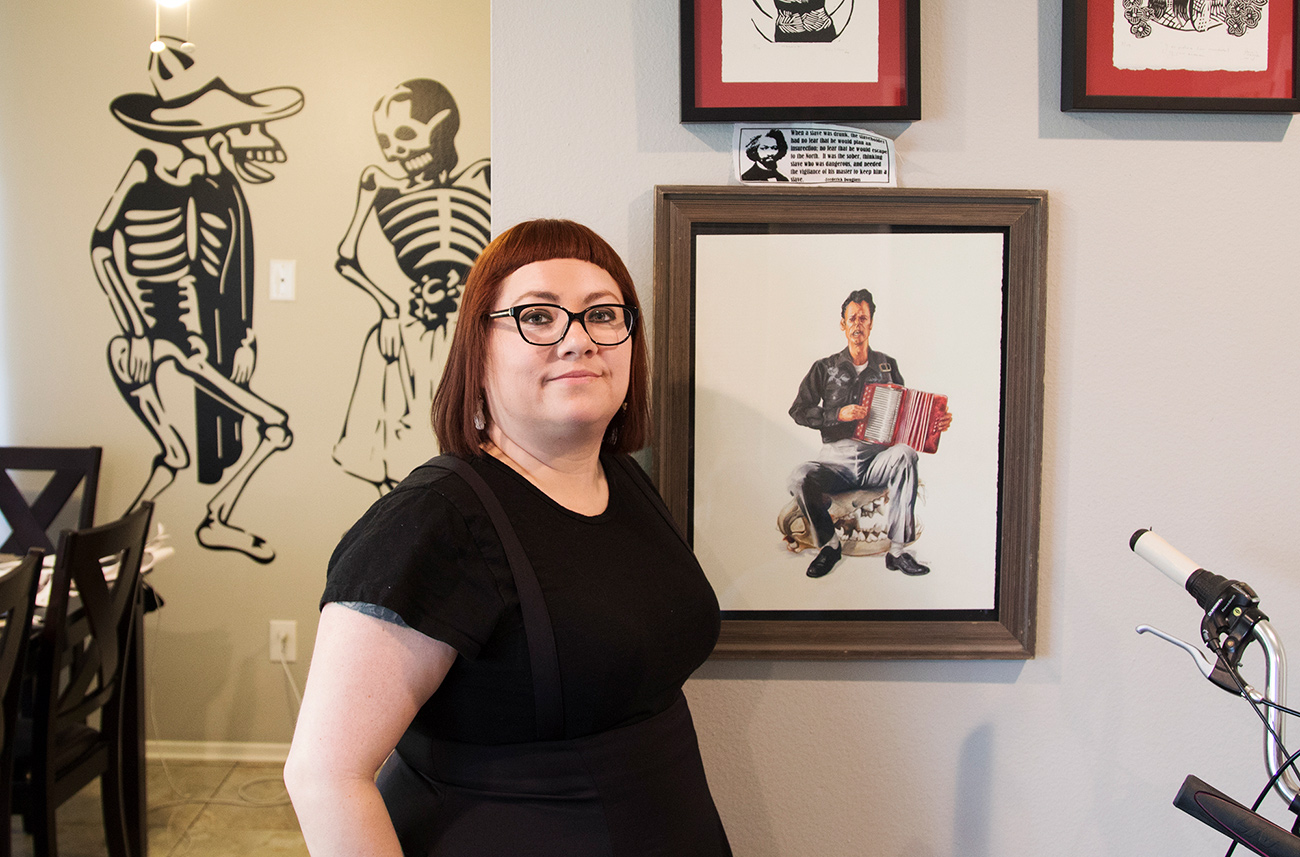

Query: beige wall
[7,0,1300,854]
[0,0,489,743]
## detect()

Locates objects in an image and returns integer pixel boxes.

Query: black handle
[1186,569,1237,613]
[1175,775,1300,857]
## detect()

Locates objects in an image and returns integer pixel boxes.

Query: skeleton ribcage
[122,202,234,333]
[376,186,491,282]
[777,9,834,34]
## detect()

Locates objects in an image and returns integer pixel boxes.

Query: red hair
[431,219,650,457]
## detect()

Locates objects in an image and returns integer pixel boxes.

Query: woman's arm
[285,602,458,857]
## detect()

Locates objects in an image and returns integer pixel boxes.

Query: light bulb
[149,40,166,53]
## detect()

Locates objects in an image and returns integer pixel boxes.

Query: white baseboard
[146,740,291,763]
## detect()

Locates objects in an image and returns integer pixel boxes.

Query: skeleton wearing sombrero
[90,36,303,562]
[332,79,491,493]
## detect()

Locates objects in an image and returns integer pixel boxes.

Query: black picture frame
[680,0,922,122]
[1062,0,1300,113]
[651,186,1047,659]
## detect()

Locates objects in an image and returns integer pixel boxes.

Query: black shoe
[807,544,842,577]
[885,552,930,576]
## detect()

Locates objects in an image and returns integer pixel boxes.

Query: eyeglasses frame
[485,302,639,347]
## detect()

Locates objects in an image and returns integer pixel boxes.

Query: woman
[285,219,731,856]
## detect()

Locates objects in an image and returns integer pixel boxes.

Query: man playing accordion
[787,289,952,578]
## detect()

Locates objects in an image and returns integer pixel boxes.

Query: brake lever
[1136,624,1260,700]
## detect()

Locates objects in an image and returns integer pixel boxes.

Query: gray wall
[6,0,1300,854]
[489,2,1300,856]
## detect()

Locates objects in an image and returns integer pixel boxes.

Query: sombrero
[111,36,303,139]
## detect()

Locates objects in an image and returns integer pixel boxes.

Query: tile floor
[10,759,308,857]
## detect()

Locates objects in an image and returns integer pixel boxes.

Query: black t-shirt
[321,453,721,745]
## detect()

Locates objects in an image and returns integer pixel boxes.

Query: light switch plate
[269,259,296,301]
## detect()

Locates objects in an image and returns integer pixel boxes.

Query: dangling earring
[473,399,486,431]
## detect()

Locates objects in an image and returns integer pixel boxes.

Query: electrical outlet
[269,620,297,663]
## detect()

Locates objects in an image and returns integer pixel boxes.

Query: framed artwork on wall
[680,0,921,122]
[1062,0,1300,112]
[651,186,1047,660]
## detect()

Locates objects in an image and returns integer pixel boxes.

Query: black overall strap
[607,454,691,550]
[436,456,564,741]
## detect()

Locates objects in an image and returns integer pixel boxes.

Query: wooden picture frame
[680,0,921,122]
[1062,0,1300,112]
[651,186,1047,659]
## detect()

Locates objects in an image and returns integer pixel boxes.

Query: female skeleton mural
[90,37,302,563]
[332,79,491,494]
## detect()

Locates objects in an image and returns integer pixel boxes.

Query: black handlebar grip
[1185,570,1236,613]
[1175,775,1300,857]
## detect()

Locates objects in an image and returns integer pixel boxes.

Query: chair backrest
[0,549,42,754]
[32,503,152,743]
[0,447,102,554]
[0,549,41,857]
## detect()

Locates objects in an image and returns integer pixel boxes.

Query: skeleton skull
[373,79,460,180]
[777,488,914,557]
[214,123,287,184]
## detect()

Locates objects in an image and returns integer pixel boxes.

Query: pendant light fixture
[150,0,194,54]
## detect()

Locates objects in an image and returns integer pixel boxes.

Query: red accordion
[852,383,948,454]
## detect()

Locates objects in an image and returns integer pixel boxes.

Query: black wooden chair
[0,550,42,857]
[11,503,152,857]
[0,448,101,554]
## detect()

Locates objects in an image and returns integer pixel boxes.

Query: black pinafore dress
[375,456,731,857]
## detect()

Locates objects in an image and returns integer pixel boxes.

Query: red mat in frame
[681,0,921,122]
[1062,0,1299,112]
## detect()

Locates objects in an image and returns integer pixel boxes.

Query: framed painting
[651,186,1047,659]
[1061,0,1300,112]
[680,0,921,122]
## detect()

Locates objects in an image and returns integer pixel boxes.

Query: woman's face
[483,258,632,453]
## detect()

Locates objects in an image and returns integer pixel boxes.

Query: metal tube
[1254,621,1299,802]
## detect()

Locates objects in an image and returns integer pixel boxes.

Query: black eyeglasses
[485,303,638,346]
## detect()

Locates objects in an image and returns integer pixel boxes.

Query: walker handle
[1130,529,1200,587]
[1131,529,1238,613]
[1174,775,1300,857]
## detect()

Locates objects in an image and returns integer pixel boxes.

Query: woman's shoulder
[393,453,481,492]
[603,450,645,476]
[604,453,684,536]
[330,456,495,562]
[323,454,510,657]
[380,454,493,512]
[603,452,656,494]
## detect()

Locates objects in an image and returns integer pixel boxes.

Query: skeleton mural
[91,37,302,563]
[1123,0,1267,37]
[333,79,491,493]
